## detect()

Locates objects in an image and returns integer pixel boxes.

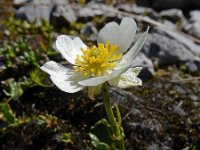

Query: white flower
[41,17,148,99]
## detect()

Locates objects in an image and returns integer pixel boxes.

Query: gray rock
[13,0,32,7]
[153,26,200,55]
[118,4,159,20]
[81,22,97,35]
[109,87,144,114]
[78,4,104,19]
[51,5,76,24]
[162,20,177,30]
[184,23,200,39]
[132,5,159,19]
[185,58,200,72]
[132,53,155,79]
[141,32,195,66]
[132,5,154,15]
[80,22,98,41]
[184,10,200,39]
[16,1,52,23]
[159,9,186,26]
[78,3,115,19]
[117,4,133,12]
[190,11,200,23]
[117,4,159,18]
[16,0,68,23]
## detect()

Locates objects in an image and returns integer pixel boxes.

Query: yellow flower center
[73,42,122,76]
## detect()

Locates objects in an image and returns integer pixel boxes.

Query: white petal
[108,68,142,88]
[79,75,109,87]
[40,61,69,75]
[50,75,84,93]
[78,65,130,86]
[97,17,137,52]
[41,61,85,93]
[117,27,149,69]
[56,35,87,64]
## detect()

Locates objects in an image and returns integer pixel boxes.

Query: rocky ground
[0,0,200,149]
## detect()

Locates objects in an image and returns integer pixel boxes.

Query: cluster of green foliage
[0,16,53,131]
[0,39,51,130]
[0,11,83,146]
[3,14,53,37]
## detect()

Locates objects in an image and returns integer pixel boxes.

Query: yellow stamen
[73,42,122,76]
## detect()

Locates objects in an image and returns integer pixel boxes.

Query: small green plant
[3,78,24,101]
[3,15,54,53]
[1,42,16,68]
[0,102,19,131]
[90,133,110,150]
[60,133,73,144]
[30,68,49,87]
[0,39,42,68]
[23,50,38,66]
[4,14,53,37]
[37,113,58,128]
[2,77,31,101]
[89,119,113,150]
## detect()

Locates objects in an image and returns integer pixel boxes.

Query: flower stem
[102,83,125,150]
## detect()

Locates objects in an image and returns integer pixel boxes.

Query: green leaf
[115,103,122,127]
[114,104,125,138]
[93,142,110,150]
[89,133,109,150]
[89,133,100,142]
[30,68,50,87]
[90,119,114,148]
[60,133,72,144]
[3,78,23,101]
[0,103,16,124]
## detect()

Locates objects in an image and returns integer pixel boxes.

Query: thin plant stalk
[102,83,125,150]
